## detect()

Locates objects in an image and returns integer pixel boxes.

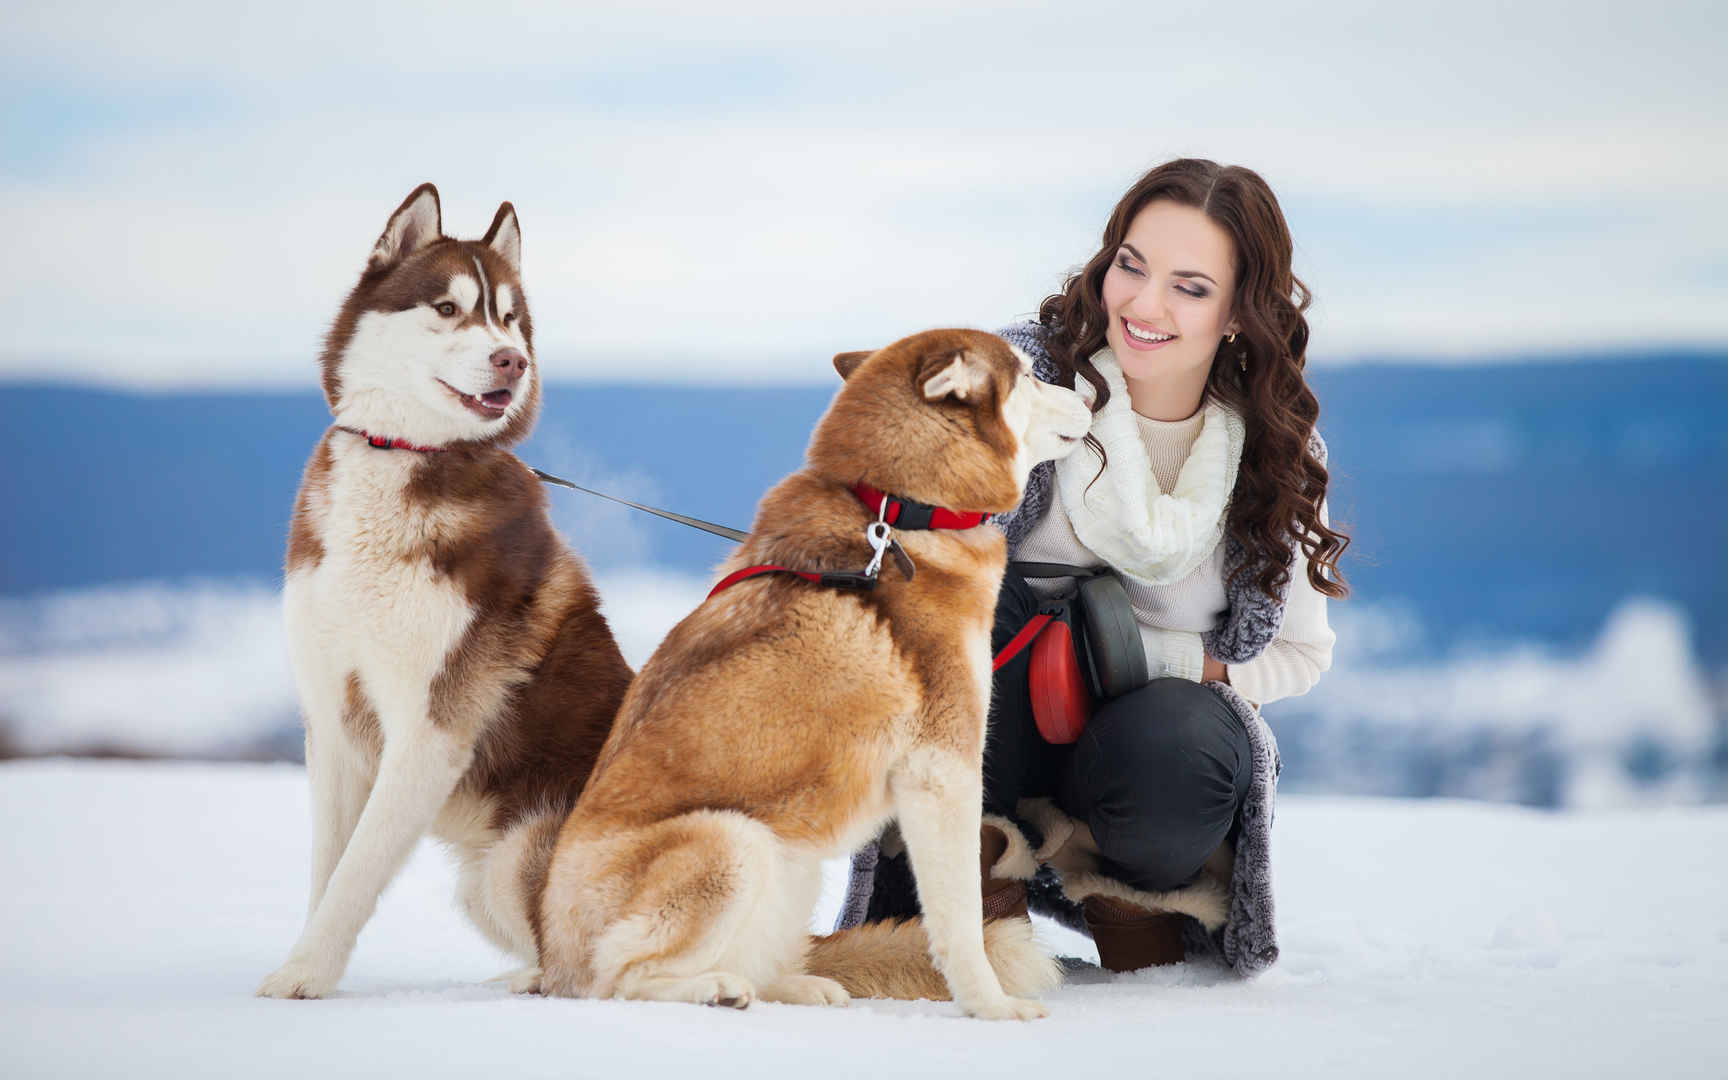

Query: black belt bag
[1005,562,1149,744]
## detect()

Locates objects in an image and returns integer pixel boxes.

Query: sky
[3,0,1725,386]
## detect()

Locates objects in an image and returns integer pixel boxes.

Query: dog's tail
[804,917,1061,1001]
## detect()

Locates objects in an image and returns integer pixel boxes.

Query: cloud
[0,570,711,757]
[1288,599,1722,807]
[528,431,664,568]
[3,578,1718,808]
[3,1,1725,384]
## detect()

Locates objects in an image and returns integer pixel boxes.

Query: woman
[835,158,1349,976]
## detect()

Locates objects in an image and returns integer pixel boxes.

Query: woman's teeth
[1124,322,1174,344]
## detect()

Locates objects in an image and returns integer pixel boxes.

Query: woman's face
[1100,199,1238,395]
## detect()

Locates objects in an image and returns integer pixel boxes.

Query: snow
[3,762,1724,1078]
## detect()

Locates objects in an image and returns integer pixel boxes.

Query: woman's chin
[1116,348,1204,384]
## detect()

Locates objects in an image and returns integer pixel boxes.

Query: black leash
[531,467,748,543]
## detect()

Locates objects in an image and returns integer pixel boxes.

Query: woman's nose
[1127,283,1166,321]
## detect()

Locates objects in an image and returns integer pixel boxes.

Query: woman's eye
[1176,283,1208,299]
[435,301,457,317]
[1114,255,1144,277]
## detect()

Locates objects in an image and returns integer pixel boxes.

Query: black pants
[983,572,1252,893]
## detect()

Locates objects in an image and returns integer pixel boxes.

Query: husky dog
[259,185,633,999]
[535,329,1092,1019]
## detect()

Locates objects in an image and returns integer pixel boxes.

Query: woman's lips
[1120,317,1177,352]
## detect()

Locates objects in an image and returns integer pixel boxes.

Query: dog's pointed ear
[484,201,521,273]
[833,350,873,381]
[919,349,990,403]
[370,183,443,270]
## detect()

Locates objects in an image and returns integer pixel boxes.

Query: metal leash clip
[864,520,894,579]
[863,495,919,583]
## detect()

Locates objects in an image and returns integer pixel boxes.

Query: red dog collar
[708,484,989,601]
[850,482,991,531]
[337,426,445,453]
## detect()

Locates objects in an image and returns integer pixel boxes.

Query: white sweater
[1015,408,1334,705]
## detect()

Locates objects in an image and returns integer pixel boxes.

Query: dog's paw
[698,972,756,1009]
[760,974,850,1007]
[617,970,757,1008]
[486,965,544,994]
[961,994,1049,1021]
[257,956,340,1000]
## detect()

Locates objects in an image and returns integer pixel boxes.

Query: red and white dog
[259,185,632,999]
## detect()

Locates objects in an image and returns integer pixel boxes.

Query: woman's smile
[1120,316,1177,350]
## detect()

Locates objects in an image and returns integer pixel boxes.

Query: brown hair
[1038,158,1349,600]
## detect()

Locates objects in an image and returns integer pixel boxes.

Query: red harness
[706,484,1075,731]
[336,426,445,453]
[706,483,991,601]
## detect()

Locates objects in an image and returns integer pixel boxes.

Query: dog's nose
[490,347,529,380]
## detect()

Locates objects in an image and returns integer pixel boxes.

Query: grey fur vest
[833,321,1312,977]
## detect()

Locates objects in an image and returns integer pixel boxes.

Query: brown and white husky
[259,184,633,999]
[534,329,1092,1019]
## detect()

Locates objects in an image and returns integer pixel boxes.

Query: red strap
[929,507,989,529]
[992,613,1054,672]
[707,564,822,599]
[707,483,989,604]
[851,482,991,531]
[337,426,445,453]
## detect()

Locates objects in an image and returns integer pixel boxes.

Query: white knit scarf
[1056,346,1245,586]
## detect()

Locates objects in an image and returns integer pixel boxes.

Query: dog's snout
[490,347,529,380]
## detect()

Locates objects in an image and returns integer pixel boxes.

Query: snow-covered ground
[2,762,1723,1078]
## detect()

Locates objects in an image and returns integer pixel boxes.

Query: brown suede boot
[980,822,1029,921]
[1081,895,1186,970]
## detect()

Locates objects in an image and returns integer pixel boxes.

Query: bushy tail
[805,917,1061,1001]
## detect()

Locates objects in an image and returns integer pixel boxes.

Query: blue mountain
[5,353,1725,664]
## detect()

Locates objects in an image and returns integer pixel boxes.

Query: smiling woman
[1101,202,1239,419]
[1040,159,1348,607]
[840,158,1351,979]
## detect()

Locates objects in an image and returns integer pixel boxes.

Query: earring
[1228,332,1246,372]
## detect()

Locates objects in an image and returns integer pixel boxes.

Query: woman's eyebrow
[1119,244,1219,286]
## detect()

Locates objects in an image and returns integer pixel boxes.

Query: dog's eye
[435,301,457,317]
[502,312,516,325]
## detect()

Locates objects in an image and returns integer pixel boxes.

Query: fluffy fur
[534,329,1089,1019]
[259,184,632,999]
[1015,798,1230,930]
[805,917,1058,1002]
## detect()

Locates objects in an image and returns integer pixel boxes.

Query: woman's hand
[1202,655,1229,684]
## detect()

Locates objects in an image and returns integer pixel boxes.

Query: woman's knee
[1086,679,1249,784]
[1061,679,1250,890]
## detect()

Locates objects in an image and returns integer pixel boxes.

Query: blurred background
[2,1,1723,808]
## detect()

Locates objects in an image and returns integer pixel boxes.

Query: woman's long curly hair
[1038,158,1349,600]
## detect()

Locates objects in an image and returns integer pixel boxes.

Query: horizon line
[3,343,1726,394]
